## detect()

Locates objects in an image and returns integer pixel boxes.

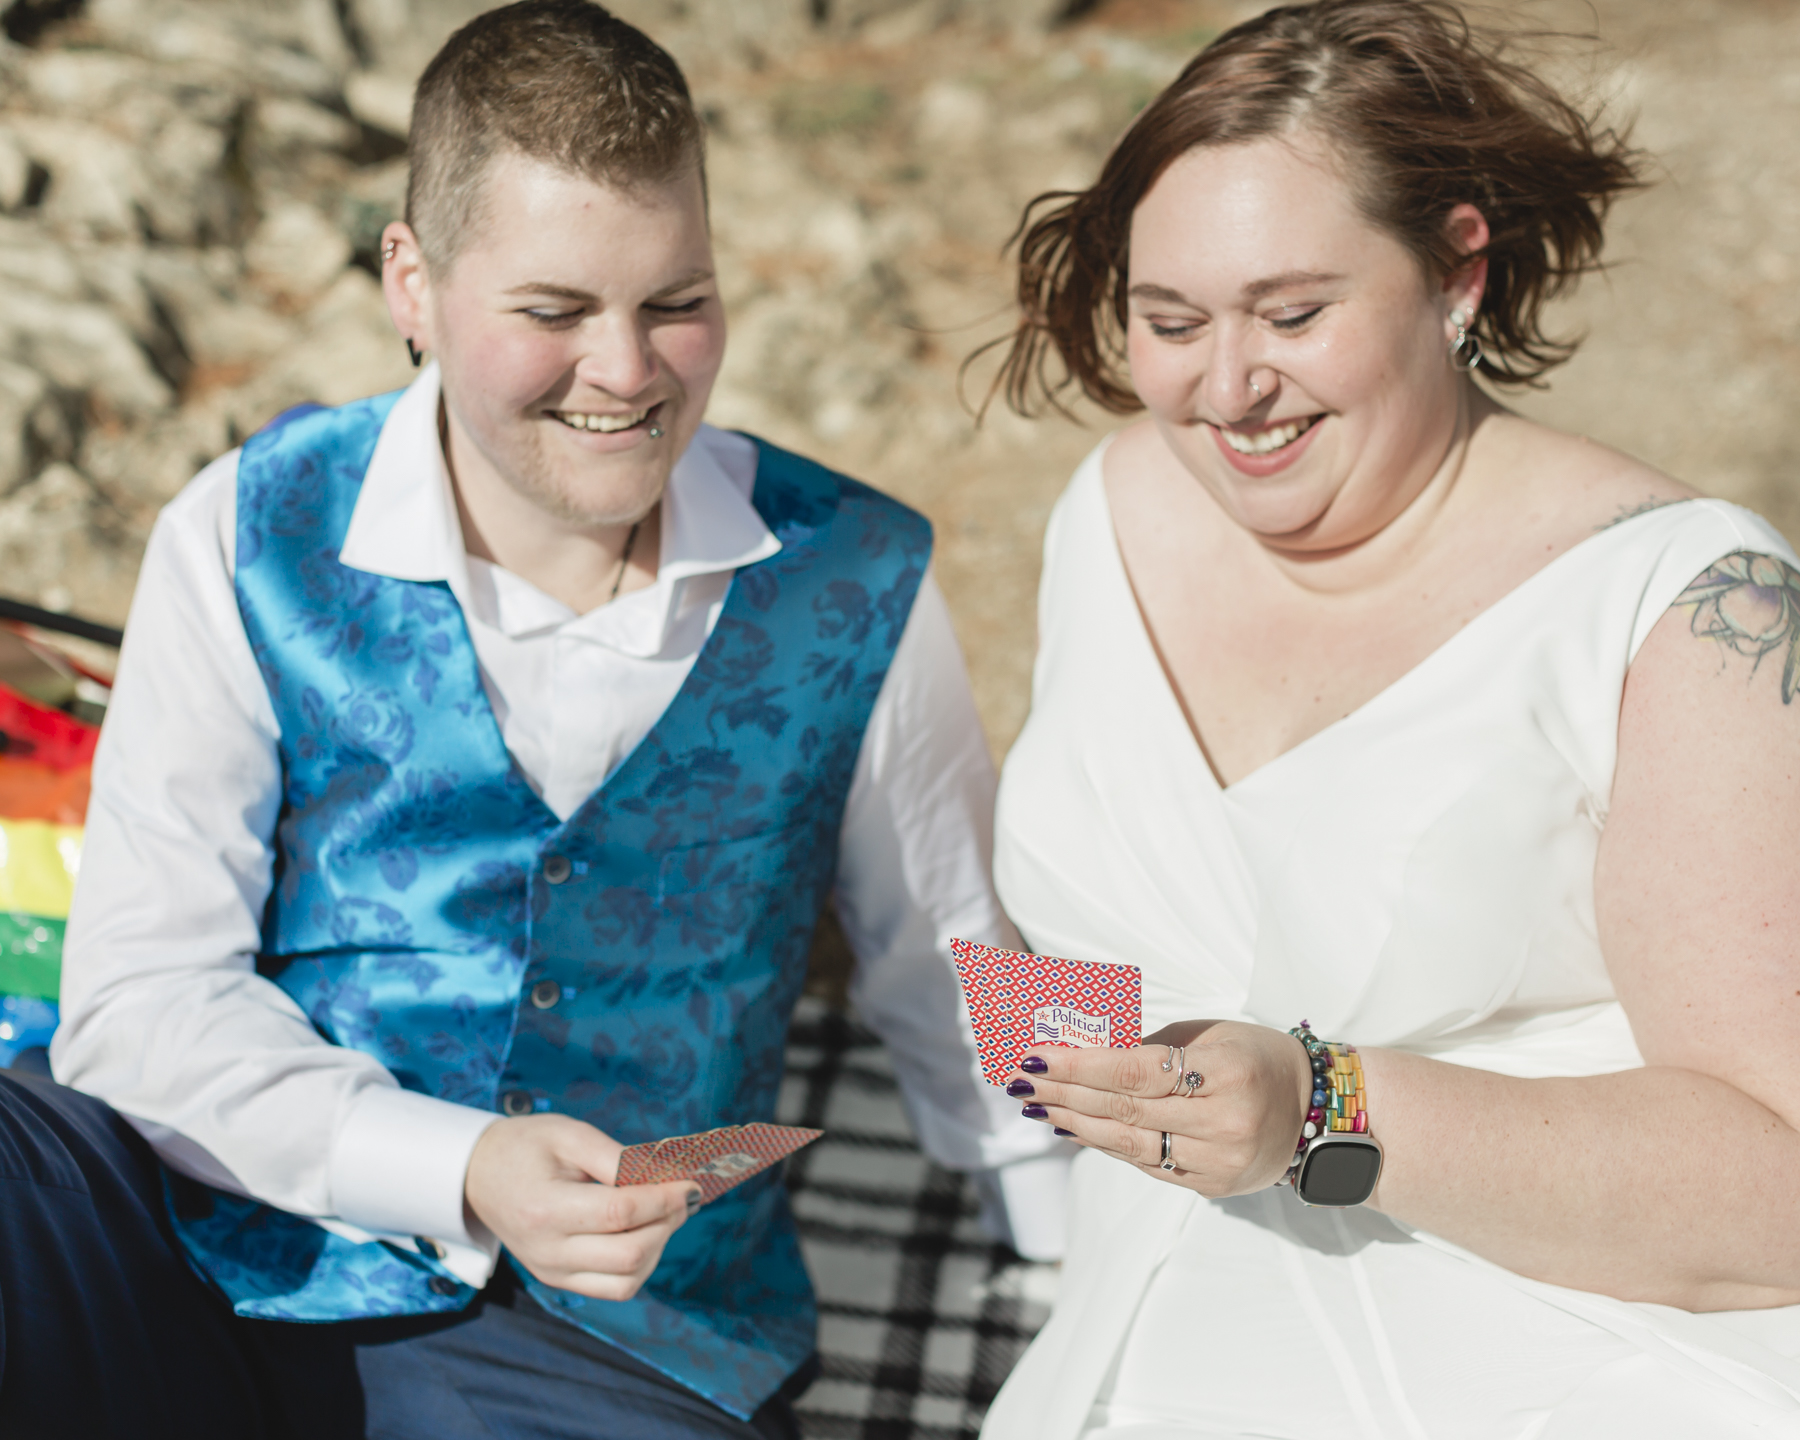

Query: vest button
[500,1089,535,1117]
[542,853,572,884]
[529,979,562,1010]
[428,1276,460,1296]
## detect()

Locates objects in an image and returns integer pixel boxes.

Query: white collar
[338,365,779,653]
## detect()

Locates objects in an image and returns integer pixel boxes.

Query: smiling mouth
[551,405,657,433]
[1219,415,1320,456]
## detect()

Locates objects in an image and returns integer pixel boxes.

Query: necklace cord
[607,520,641,604]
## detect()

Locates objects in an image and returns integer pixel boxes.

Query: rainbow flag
[0,686,95,1065]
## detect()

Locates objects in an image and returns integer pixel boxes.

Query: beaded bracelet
[1280,1021,1368,1186]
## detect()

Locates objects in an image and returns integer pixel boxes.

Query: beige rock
[1,289,173,421]
[6,117,143,240]
[84,0,342,99]
[80,402,231,508]
[0,360,62,494]
[21,48,151,113]
[0,132,28,214]
[0,219,83,299]
[140,113,240,246]
[226,269,413,430]
[254,95,363,155]
[138,250,297,369]
[0,464,141,625]
[344,70,415,138]
[914,81,992,152]
[244,201,354,302]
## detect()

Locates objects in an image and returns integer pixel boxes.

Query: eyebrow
[502,269,716,302]
[1127,270,1347,305]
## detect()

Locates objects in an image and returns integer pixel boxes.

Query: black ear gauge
[406,340,423,367]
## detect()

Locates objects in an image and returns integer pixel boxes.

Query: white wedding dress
[983,439,1800,1440]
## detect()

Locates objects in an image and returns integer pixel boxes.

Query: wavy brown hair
[982,0,1642,416]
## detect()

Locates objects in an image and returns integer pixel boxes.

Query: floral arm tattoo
[1673,552,1800,704]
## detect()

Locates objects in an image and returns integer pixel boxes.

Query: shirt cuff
[327,1084,501,1266]
[967,1147,1076,1262]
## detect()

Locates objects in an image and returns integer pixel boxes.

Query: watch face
[1297,1138,1382,1206]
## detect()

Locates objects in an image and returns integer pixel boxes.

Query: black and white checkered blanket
[775,998,1058,1440]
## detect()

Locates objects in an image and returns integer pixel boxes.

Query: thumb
[551,1117,625,1186]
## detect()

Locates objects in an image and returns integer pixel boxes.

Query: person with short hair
[975,2,1800,1435]
[8,4,1060,1436]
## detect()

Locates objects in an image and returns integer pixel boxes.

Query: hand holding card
[950,938,1142,1084]
[614,1123,822,1206]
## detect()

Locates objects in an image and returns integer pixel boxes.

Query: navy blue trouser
[0,1073,809,1439]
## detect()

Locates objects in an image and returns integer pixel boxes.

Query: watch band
[1281,1021,1383,1205]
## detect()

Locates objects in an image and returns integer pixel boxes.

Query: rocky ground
[2,0,1798,756]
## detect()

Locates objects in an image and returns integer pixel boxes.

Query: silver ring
[1182,1069,1204,1096]
[1164,1046,1186,1095]
[1160,1044,1179,1073]
[1159,1131,1176,1170]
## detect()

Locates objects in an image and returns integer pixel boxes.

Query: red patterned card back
[950,938,1142,1084]
[614,1122,822,1205]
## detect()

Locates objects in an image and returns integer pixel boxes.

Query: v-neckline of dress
[1088,449,1700,798]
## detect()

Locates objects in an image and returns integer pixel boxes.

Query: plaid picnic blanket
[776,998,1059,1440]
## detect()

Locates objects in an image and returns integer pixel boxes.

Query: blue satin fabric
[166,394,930,1419]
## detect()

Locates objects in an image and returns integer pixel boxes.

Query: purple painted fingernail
[1020,1056,1048,1074]
[1005,1079,1035,1098]
[1053,1128,1076,1138]
[1021,1104,1049,1120]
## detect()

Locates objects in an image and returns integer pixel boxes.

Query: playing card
[613,1122,822,1206]
[950,938,1142,1084]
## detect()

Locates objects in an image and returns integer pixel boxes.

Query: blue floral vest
[165,392,930,1418]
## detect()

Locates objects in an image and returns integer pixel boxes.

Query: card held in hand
[950,938,1143,1085]
[613,1123,822,1206]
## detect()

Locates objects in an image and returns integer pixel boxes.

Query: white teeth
[555,408,649,432]
[1222,416,1317,455]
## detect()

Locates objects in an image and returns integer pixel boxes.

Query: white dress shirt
[54,367,1068,1286]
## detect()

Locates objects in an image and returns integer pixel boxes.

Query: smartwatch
[1293,1127,1383,1207]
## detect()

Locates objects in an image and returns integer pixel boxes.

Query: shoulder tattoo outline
[1673,551,1800,705]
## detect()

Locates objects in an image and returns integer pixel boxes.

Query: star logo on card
[950,939,1142,1084]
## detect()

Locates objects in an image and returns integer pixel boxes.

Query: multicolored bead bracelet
[1280,1021,1368,1186]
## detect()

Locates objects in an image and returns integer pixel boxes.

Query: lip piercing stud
[646,423,664,439]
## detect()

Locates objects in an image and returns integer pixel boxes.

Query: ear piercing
[405,339,422,367]
[382,239,398,262]
[1449,308,1484,372]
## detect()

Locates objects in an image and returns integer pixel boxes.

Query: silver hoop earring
[1449,313,1483,373]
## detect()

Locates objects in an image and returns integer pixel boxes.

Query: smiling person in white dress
[972,3,1800,1437]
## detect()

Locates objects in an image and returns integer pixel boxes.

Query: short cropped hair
[986,0,1642,413]
[405,0,704,268]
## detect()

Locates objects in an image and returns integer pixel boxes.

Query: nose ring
[1249,378,1263,400]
